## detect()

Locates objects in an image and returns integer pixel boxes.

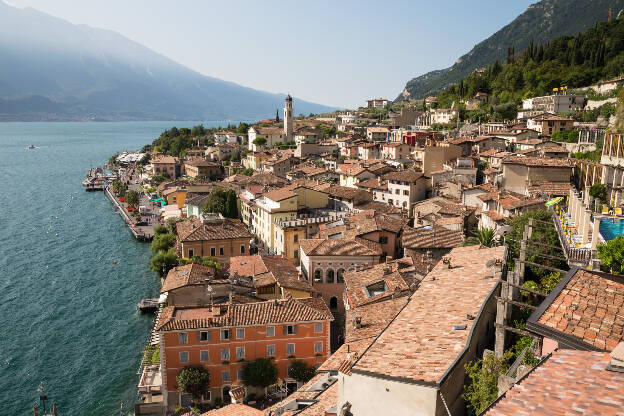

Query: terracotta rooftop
[176,218,251,242]
[157,297,333,331]
[527,268,624,352]
[526,180,572,196]
[229,255,313,292]
[383,170,424,183]
[199,403,263,416]
[314,183,373,205]
[262,188,297,202]
[481,349,624,416]
[343,260,419,309]
[352,246,505,383]
[503,156,573,168]
[299,238,382,257]
[356,177,388,191]
[161,263,215,293]
[337,163,367,176]
[402,224,465,249]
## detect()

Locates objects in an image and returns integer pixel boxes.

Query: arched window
[330,296,338,310]
[326,269,335,284]
[337,269,345,283]
[314,269,322,283]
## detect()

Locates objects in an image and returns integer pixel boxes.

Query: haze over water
[0,121,231,415]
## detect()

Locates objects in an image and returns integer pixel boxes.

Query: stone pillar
[591,217,601,250]
[582,210,591,244]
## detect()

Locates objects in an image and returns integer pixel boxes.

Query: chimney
[607,342,624,372]
[442,256,452,269]
[354,316,362,328]
[385,256,393,264]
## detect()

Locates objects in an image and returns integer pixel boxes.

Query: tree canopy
[287,360,315,383]
[203,188,238,218]
[241,358,278,388]
[597,236,624,275]
[149,249,179,277]
[176,366,210,401]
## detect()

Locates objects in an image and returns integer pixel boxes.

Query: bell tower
[284,94,293,141]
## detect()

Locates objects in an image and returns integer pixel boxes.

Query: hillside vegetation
[399,0,624,100]
[435,18,624,121]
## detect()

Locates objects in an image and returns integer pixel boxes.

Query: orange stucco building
[156,298,333,410]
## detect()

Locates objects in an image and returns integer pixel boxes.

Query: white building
[365,98,388,108]
[522,94,585,114]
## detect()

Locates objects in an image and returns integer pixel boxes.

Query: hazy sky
[8,0,535,108]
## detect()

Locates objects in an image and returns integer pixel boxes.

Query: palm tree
[464,227,497,247]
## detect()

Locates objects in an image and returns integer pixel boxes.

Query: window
[178,333,188,344]
[326,269,335,284]
[221,348,230,361]
[315,323,323,333]
[236,328,245,339]
[395,189,399,194]
[188,249,194,258]
[219,247,224,256]
[200,350,210,362]
[237,369,244,381]
[286,343,295,355]
[198,331,210,342]
[221,329,231,340]
[379,236,388,244]
[403,190,409,195]
[222,371,231,382]
[284,325,297,335]
[314,269,322,283]
[337,269,345,283]
[179,351,189,363]
[240,245,245,254]
[210,247,216,256]
[314,341,323,354]
[294,250,298,258]
[236,346,245,359]
[266,326,275,337]
[267,344,275,356]
[294,234,298,242]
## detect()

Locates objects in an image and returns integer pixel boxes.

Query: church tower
[284,94,293,140]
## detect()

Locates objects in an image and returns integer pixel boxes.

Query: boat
[28,144,36,149]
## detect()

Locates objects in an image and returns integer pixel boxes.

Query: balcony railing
[550,208,595,266]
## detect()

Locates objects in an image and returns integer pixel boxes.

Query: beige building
[366,126,389,141]
[253,186,330,254]
[176,216,252,264]
[526,114,575,136]
[413,143,462,176]
[380,142,412,161]
[501,157,573,195]
[183,158,222,179]
[382,170,427,216]
[247,126,288,151]
[337,164,376,188]
[151,155,180,179]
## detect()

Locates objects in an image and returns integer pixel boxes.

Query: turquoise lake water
[0,121,234,415]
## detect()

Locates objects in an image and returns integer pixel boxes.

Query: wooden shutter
[293,325,298,334]
[197,331,202,341]
[283,325,288,335]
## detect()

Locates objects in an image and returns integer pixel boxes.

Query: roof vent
[466,313,476,320]
[607,342,624,373]
[442,256,452,269]
[453,325,467,331]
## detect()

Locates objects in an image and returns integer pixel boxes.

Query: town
[87,19,624,416]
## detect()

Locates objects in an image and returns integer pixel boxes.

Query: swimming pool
[599,217,624,241]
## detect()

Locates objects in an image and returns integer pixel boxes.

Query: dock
[104,186,154,241]
[138,298,159,313]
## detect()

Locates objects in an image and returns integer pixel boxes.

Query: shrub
[242,358,278,388]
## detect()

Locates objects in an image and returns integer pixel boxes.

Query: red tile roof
[200,404,263,416]
[156,297,333,331]
[383,170,424,183]
[161,263,215,293]
[299,238,382,257]
[528,269,624,352]
[482,349,624,416]
[229,255,313,292]
[352,246,505,383]
[402,224,465,249]
[177,218,251,242]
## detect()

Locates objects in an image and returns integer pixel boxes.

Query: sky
[8,0,536,109]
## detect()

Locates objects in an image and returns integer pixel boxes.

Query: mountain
[399,0,624,101]
[0,2,336,121]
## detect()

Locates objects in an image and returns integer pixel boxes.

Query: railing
[550,208,595,266]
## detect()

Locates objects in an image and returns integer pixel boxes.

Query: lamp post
[37,383,48,415]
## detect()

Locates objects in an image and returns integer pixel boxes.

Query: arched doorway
[222,386,231,404]
[330,296,338,310]
[326,269,335,284]
[314,269,322,283]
